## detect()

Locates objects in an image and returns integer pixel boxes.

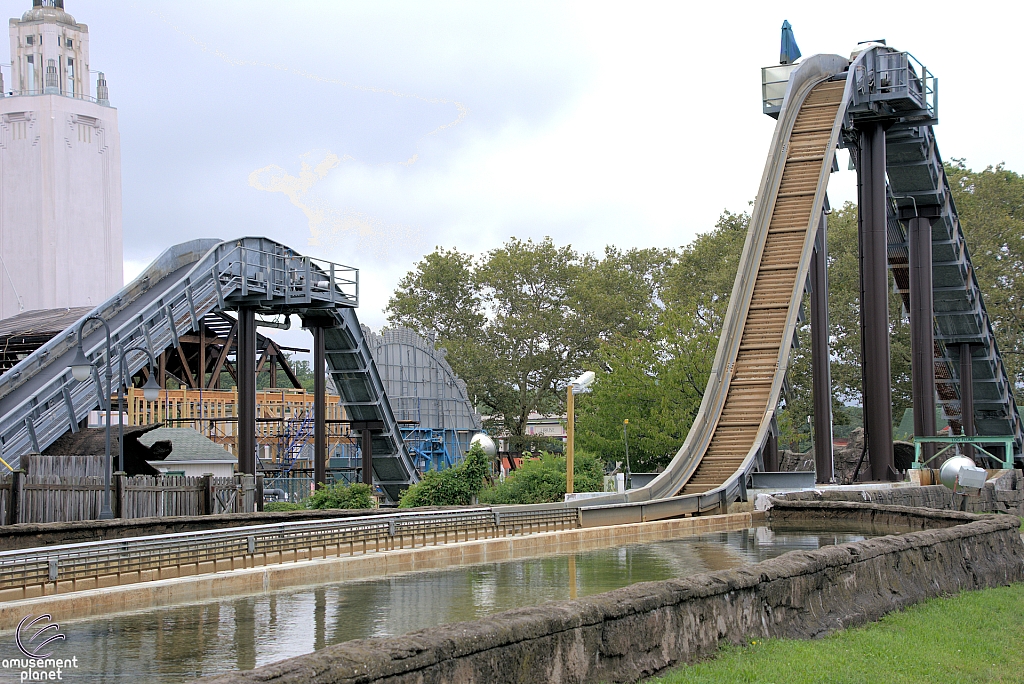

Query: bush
[264,501,304,512]
[479,451,604,505]
[306,481,374,510]
[398,444,489,508]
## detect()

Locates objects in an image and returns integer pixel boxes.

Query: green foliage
[263,501,304,512]
[577,212,747,470]
[652,584,1024,683]
[398,444,490,508]
[480,451,605,505]
[306,481,374,510]
[947,161,1024,389]
[387,238,672,440]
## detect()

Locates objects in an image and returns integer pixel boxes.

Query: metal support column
[351,421,384,487]
[960,343,975,461]
[763,431,779,472]
[236,307,257,475]
[361,429,373,486]
[908,215,936,465]
[811,211,833,483]
[313,326,326,486]
[857,123,896,480]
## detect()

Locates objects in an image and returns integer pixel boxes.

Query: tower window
[66,58,74,97]
[66,38,72,49]
[26,36,33,46]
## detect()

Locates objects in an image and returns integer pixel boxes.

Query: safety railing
[912,435,1015,470]
[211,243,358,308]
[0,506,581,596]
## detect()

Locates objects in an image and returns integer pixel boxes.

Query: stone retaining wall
[771,469,1024,516]
[197,502,1024,684]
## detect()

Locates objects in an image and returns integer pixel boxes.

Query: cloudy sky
[7,0,1019,351]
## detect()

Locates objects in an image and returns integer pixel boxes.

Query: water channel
[1,526,879,682]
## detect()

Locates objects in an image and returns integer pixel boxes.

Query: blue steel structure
[364,327,482,473]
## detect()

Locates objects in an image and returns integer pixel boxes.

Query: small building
[140,427,236,478]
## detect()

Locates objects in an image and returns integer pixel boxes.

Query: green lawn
[649,584,1024,683]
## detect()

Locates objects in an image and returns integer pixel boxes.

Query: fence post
[233,473,244,513]
[255,474,264,512]
[9,469,24,525]
[114,472,126,518]
[201,474,213,515]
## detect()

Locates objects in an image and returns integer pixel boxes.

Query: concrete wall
[197,502,1024,684]
[770,469,1024,516]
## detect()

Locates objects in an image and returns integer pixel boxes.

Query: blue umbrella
[780,20,801,65]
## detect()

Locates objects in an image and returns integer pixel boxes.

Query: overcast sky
[8,1,1020,352]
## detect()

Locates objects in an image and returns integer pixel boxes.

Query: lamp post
[116,345,161,472]
[623,419,631,491]
[68,316,115,520]
[566,371,596,496]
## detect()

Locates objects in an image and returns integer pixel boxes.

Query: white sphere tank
[470,433,497,458]
[938,456,977,490]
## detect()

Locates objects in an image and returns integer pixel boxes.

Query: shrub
[306,481,374,510]
[264,501,304,512]
[479,450,604,505]
[398,443,489,508]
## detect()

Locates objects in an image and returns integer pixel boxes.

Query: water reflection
[0,527,872,682]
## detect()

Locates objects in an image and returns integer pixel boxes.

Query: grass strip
[649,584,1024,683]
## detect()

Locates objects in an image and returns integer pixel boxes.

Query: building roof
[139,427,236,463]
[0,306,91,338]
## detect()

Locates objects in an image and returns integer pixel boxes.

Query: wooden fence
[1,455,260,524]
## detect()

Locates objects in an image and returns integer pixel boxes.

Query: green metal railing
[911,435,1015,470]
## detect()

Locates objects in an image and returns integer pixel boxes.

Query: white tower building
[0,0,122,319]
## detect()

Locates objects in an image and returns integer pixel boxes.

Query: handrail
[0,506,581,591]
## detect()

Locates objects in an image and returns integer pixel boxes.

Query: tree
[946,161,1024,389]
[575,212,747,470]
[387,238,672,443]
[386,247,484,342]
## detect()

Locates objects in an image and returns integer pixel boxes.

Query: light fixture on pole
[623,419,631,491]
[566,371,596,496]
[68,316,116,520]
[116,345,160,473]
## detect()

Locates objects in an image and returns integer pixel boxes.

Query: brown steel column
[857,123,896,480]
[361,429,373,486]
[960,343,975,461]
[763,432,779,472]
[909,215,937,465]
[313,326,327,486]
[237,308,257,475]
[811,212,833,483]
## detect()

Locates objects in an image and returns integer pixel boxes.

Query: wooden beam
[206,321,236,389]
[176,345,197,389]
[275,342,304,389]
[199,324,206,389]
